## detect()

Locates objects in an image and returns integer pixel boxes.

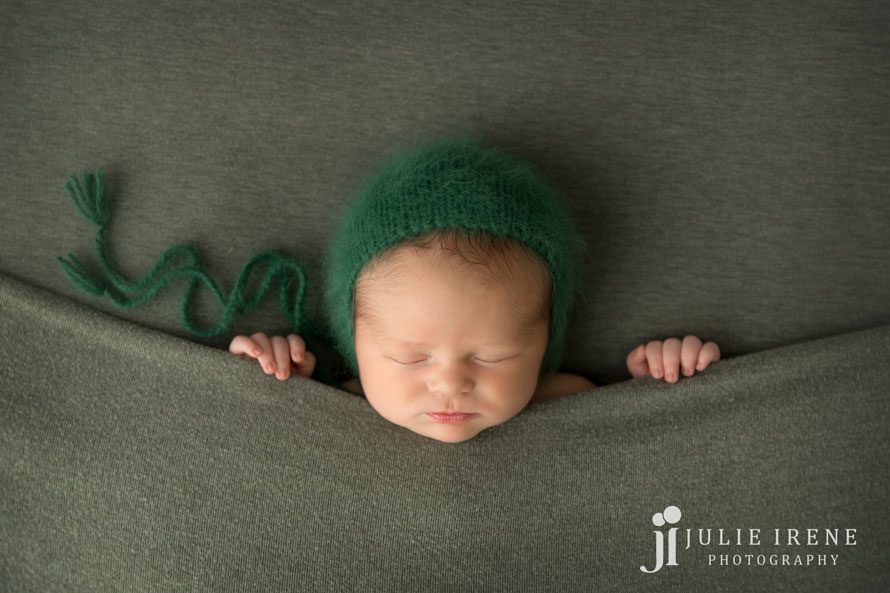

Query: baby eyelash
[393,357,510,365]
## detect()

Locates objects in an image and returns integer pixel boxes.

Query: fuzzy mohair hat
[323,135,589,379]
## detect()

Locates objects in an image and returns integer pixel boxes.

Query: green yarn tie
[56,166,337,383]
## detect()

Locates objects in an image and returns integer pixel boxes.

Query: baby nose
[428,369,474,396]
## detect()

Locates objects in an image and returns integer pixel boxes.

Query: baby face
[353,248,550,443]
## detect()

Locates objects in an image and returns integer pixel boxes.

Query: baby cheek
[363,385,405,424]
[364,372,422,417]
[479,372,534,415]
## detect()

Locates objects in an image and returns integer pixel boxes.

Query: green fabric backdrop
[2,0,888,385]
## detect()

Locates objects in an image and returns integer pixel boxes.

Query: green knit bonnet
[323,135,589,379]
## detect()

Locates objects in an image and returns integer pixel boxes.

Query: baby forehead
[357,286,548,341]
[362,315,545,349]
[361,245,550,292]
[354,240,552,327]
[359,268,547,316]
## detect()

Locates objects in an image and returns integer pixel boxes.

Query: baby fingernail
[666,372,675,381]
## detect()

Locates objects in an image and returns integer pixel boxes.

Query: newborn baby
[227,137,721,443]
[229,228,720,443]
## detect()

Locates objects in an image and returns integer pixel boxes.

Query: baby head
[324,136,588,442]
[352,228,551,442]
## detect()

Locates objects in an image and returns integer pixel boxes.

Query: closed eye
[390,355,519,365]
[476,354,520,364]
[390,357,427,365]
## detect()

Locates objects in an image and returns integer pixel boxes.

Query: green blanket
[2,271,888,591]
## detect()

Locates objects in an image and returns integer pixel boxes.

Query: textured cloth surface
[2,271,888,591]
[1,0,889,385]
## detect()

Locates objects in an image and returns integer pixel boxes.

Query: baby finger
[271,336,291,380]
[681,335,703,376]
[661,338,682,382]
[645,340,664,379]
[293,350,316,378]
[697,341,721,370]
[250,333,276,374]
[229,335,263,358]
[287,334,307,363]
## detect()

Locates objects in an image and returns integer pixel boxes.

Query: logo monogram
[640,505,682,574]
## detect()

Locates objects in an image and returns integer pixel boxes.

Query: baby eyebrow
[394,339,432,346]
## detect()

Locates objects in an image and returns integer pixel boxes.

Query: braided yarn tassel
[56,167,336,375]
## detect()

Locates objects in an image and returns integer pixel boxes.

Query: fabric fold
[2,271,888,591]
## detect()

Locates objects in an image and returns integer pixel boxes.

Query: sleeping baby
[228,137,720,443]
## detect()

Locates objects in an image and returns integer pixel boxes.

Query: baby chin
[378,406,491,443]
[365,387,530,443]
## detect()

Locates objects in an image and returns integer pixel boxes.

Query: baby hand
[228,332,316,381]
[626,335,720,383]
